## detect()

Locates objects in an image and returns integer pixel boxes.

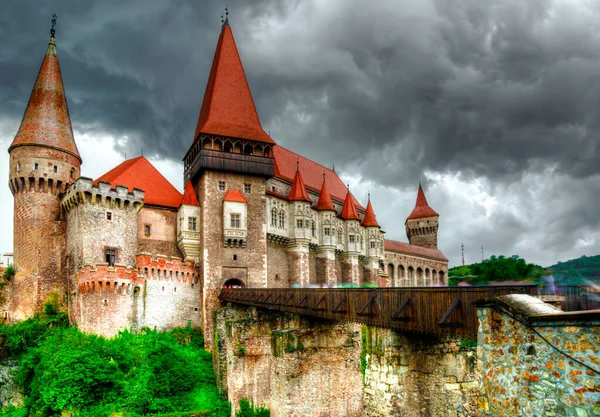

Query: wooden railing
[219,286,537,340]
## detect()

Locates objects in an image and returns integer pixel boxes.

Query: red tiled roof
[181,180,200,206]
[273,146,364,211]
[362,200,380,227]
[95,156,182,208]
[341,191,361,220]
[224,189,247,203]
[407,183,439,220]
[194,23,274,145]
[9,36,81,162]
[316,178,335,211]
[384,239,448,262]
[288,169,312,203]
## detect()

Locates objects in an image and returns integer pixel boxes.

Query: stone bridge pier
[213,305,364,417]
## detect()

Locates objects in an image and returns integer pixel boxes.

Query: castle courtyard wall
[137,206,181,258]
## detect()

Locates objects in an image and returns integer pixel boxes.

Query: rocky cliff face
[0,362,24,408]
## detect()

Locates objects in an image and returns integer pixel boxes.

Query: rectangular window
[188,217,197,231]
[296,219,303,229]
[144,225,151,235]
[230,214,240,228]
[106,212,112,221]
[244,183,251,193]
[349,235,355,243]
[324,227,330,236]
[218,181,226,191]
[370,241,376,249]
[34,163,39,170]
[105,248,116,266]
[53,165,58,173]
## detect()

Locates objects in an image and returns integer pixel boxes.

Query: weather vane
[51,13,57,37]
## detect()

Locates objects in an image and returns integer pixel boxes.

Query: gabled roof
[362,199,380,227]
[95,156,182,208]
[273,146,364,211]
[181,180,200,206]
[193,23,274,144]
[9,33,81,162]
[407,183,439,220]
[316,177,335,211]
[224,189,247,203]
[341,190,361,220]
[384,239,448,262]
[288,168,312,203]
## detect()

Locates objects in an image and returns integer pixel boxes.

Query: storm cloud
[1,0,599,267]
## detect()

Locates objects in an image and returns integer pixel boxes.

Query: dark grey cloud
[2,0,600,266]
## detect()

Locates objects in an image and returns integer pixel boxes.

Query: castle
[5,17,448,340]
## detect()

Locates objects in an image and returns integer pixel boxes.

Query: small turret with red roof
[340,188,360,220]
[316,174,335,211]
[288,162,312,203]
[405,183,439,250]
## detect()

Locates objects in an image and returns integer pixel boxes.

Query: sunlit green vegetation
[0,305,230,417]
[448,255,543,286]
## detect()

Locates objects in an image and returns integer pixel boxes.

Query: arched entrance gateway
[223,278,245,288]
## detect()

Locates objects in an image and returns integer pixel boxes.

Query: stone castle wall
[197,171,267,347]
[383,251,447,287]
[406,216,439,250]
[8,145,80,321]
[477,295,600,417]
[137,206,181,258]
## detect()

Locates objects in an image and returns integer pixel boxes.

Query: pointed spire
[316,173,335,211]
[9,15,81,162]
[407,183,439,220]
[194,18,275,144]
[362,197,380,227]
[181,180,200,206]
[341,188,360,220]
[288,165,312,203]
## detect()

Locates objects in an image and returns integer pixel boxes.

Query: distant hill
[547,255,600,286]
[448,254,600,287]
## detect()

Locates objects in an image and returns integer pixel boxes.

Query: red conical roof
[341,190,360,220]
[288,167,312,203]
[194,23,275,144]
[362,199,380,227]
[407,183,439,220]
[181,180,200,206]
[9,34,81,162]
[316,176,335,211]
[95,156,182,208]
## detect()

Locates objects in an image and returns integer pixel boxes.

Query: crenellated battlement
[61,177,144,213]
[136,254,199,284]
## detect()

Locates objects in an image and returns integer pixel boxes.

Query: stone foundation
[214,305,363,417]
[363,326,480,417]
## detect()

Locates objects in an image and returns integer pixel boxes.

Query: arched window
[70,168,75,179]
[278,210,285,229]
[243,143,253,155]
[271,208,278,227]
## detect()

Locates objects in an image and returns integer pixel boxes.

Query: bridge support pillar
[362,257,380,286]
[287,241,310,287]
[342,253,360,286]
[316,247,336,286]
[214,305,364,417]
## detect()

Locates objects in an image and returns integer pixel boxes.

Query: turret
[288,163,313,243]
[405,183,439,250]
[7,16,81,321]
[361,195,383,285]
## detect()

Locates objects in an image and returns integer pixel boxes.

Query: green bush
[235,399,270,417]
[2,265,14,282]
[0,317,230,417]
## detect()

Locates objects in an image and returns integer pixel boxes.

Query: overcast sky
[1,0,599,267]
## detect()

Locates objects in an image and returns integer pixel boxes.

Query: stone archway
[223,278,245,288]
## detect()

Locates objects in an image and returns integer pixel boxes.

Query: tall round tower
[405,183,439,250]
[7,17,81,321]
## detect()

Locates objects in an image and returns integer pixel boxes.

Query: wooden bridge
[219,285,540,339]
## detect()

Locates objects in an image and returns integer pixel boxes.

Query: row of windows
[218,181,252,194]
[15,162,75,178]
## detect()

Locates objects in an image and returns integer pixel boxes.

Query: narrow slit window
[106,212,112,221]
[145,225,151,235]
